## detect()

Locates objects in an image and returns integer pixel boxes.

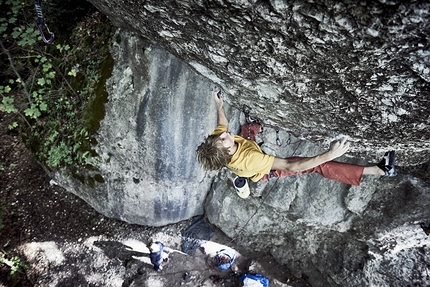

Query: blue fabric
[216,248,236,270]
[239,273,270,287]
[149,242,170,271]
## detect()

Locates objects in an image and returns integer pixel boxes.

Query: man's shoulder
[210,125,227,135]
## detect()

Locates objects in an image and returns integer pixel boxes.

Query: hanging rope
[226,105,306,244]
[34,0,54,44]
[258,129,302,148]
[228,139,303,245]
[227,176,280,245]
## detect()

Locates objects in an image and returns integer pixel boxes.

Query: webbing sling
[34,0,54,44]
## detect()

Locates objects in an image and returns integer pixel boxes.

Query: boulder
[87,0,430,165]
[50,1,430,286]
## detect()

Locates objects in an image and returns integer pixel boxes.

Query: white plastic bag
[243,277,264,287]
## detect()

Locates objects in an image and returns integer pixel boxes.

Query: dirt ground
[0,110,311,287]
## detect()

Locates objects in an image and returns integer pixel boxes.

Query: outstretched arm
[213,86,228,127]
[271,138,351,172]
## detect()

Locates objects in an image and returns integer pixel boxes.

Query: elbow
[273,159,299,172]
[284,165,302,172]
[282,161,307,172]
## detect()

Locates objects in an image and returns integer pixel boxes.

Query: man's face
[217,131,235,153]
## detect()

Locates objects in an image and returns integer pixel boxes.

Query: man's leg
[260,152,396,185]
[313,161,364,186]
[260,157,364,186]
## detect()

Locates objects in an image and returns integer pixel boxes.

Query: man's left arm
[213,87,228,127]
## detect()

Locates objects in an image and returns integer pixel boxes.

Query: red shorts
[259,157,364,186]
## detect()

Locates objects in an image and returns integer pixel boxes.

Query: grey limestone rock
[87,0,430,165]
[50,1,430,286]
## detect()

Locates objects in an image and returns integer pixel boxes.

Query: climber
[195,87,396,198]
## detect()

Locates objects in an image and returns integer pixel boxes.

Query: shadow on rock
[56,273,88,287]
[94,240,146,262]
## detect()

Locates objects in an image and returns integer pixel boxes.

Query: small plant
[0,252,30,286]
[1,0,114,174]
[0,253,30,278]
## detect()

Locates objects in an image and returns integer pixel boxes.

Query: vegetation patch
[0,0,115,175]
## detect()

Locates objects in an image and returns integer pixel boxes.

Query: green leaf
[8,122,18,130]
[0,97,18,113]
[0,24,7,34]
[17,39,27,46]
[42,63,52,72]
[11,29,20,38]
[46,141,72,167]
[47,71,55,79]
[39,102,47,111]
[47,130,59,143]
[68,69,77,77]
[37,78,46,86]
[24,104,41,119]
[0,85,12,94]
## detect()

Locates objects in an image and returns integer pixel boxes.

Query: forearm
[272,138,350,172]
[217,104,228,127]
[272,152,335,172]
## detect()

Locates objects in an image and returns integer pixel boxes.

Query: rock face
[87,0,430,165]
[53,32,225,226]
[51,1,430,287]
[206,158,430,286]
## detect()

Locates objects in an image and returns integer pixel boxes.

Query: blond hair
[196,134,231,170]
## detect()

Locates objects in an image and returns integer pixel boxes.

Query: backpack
[240,121,262,141]
[239,273,270,287]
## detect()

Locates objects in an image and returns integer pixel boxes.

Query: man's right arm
[271,138,350,172]
[213,87,228,127]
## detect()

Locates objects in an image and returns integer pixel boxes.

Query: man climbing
[196,87,396,198]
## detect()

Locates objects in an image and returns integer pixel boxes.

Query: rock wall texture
[50,1,430,287]
[53,31,228,226]
[206,153,430,286]
[87,0,430,165]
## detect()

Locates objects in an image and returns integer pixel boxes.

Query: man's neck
[229,142,238,155]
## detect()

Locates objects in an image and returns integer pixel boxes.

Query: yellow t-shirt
[211,125,275,182]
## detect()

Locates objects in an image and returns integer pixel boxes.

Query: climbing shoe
[233,176,250,199]
[377,150,397,177]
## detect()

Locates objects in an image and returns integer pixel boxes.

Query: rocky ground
[0,110,311,287]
